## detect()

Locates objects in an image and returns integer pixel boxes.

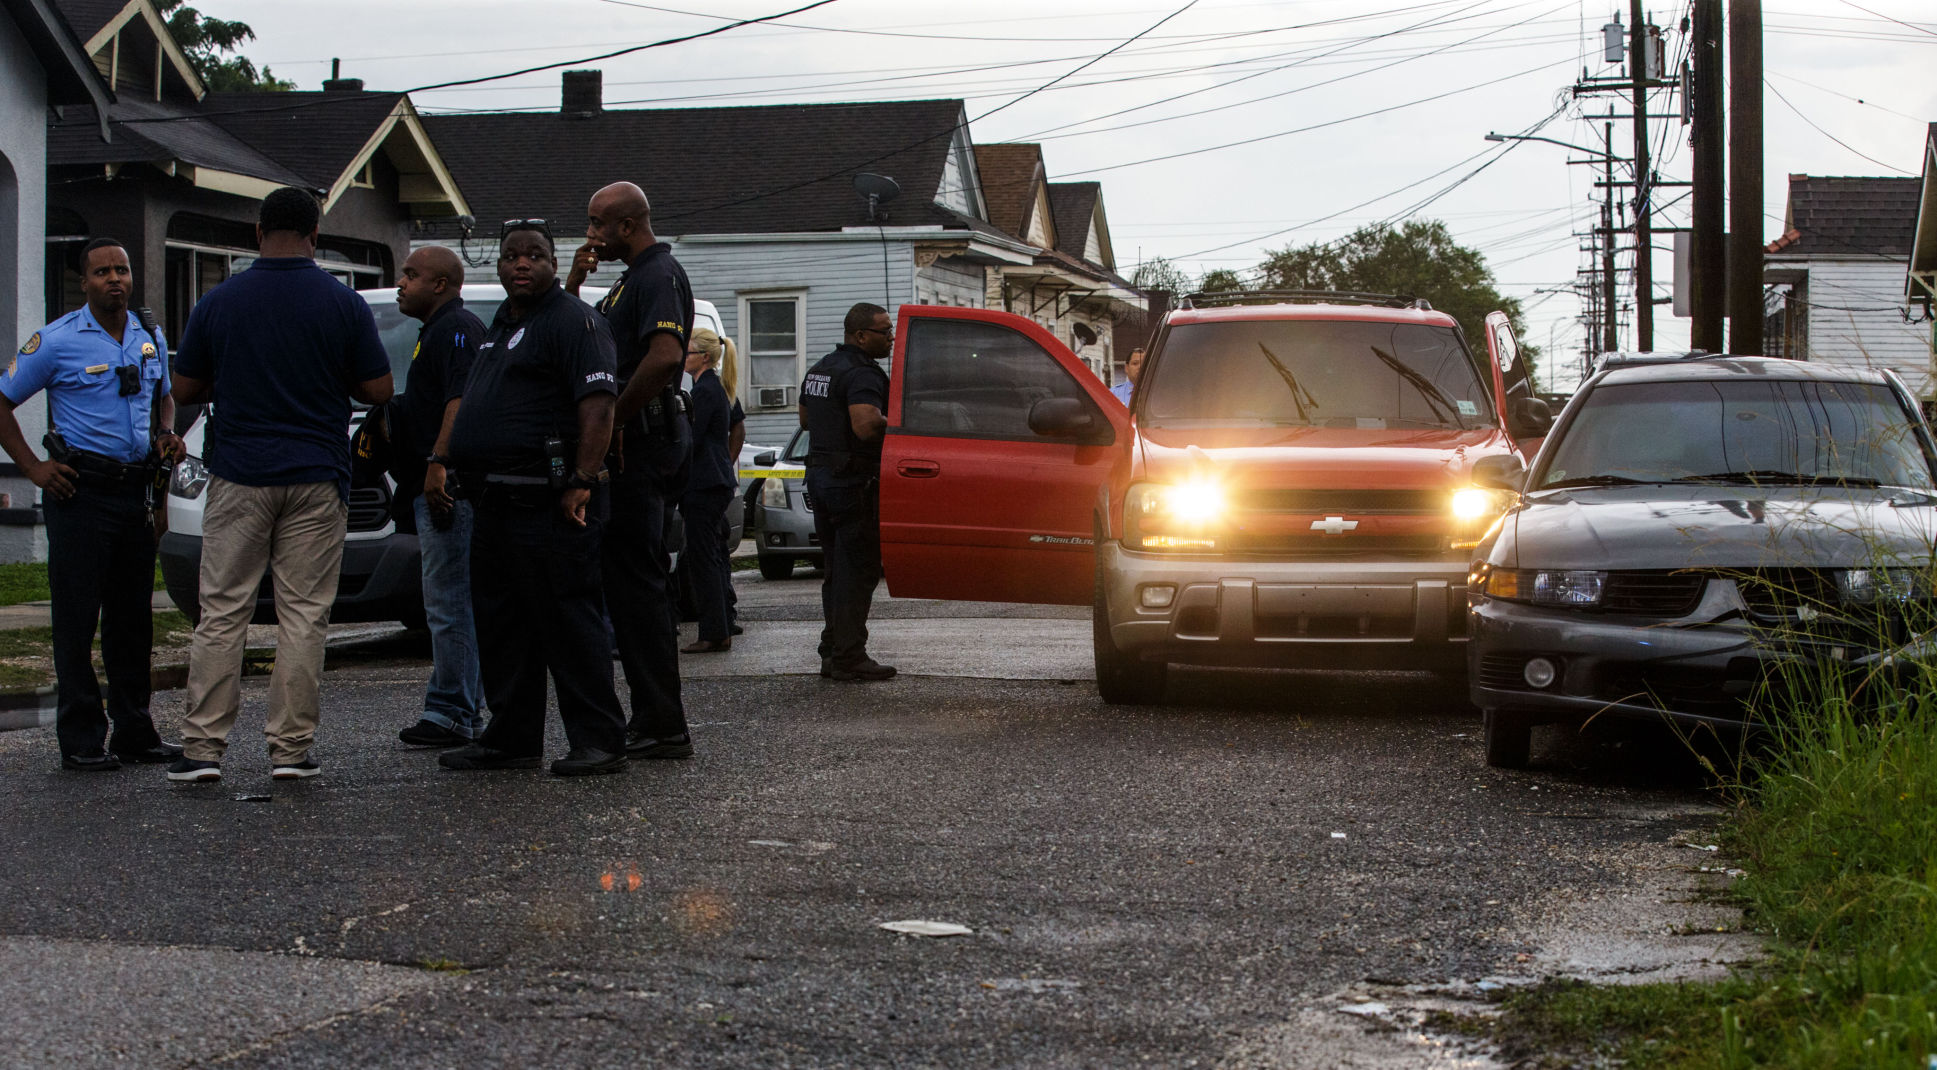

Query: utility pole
[1601,121,1619,353]
[1689,0,1726,352]
[1628,0,1654,351]
[1728,0,1764,355]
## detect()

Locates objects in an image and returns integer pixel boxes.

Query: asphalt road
[0,572,1726,1069]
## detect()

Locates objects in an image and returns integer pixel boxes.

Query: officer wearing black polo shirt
[799,303,897,682]
[439,222,628,777]
[566,181,694,760]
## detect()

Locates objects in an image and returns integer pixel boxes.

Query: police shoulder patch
[18,333,40,356]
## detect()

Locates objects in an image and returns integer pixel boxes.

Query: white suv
[160,284,723,627]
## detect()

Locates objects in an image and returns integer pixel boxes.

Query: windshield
[364,295,503,393]
[783,428,810,464]
[1139,319,1495,430]
[1537,379,1936,490]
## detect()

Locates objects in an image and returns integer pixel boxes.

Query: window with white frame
[741,292,805,410]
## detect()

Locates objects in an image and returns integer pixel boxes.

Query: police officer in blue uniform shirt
[798,303,897,682]
[566,181,695,760]
[0,238,184,771]
[439,221,630,777]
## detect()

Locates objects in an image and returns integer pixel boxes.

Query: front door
[1483,310,1539,447]
[878,306,1128,606]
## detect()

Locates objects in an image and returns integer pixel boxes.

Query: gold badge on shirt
[142,342,157,359]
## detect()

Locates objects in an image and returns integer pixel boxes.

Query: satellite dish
[853,173,900,222]
[1071,323,1097,348]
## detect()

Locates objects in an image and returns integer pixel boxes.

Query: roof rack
[1177,289,1432,311]
[1592,350,1732,371]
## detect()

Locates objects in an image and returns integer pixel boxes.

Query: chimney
[562,69,602,118]
[322,58,364,93]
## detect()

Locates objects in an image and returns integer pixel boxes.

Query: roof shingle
[1778,174,1921,258]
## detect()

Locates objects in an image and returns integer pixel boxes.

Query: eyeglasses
[499,218,551,237]
[858,326,894,337]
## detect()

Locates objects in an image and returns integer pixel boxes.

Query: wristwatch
[566,468,607,491]
[426,454,451,467]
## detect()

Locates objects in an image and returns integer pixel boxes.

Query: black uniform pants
[680,486,734,642]
[605,450,689,740]
[806,471,882,667]
[44,481,163,758]
[470,487,626,756]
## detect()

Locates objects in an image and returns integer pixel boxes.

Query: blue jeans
[415,496,483,736]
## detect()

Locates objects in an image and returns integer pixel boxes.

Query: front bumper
[1100,541,1470,669]
[159,530,422,625]
[750,489,822,560]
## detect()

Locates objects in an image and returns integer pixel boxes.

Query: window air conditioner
[756,386,793,408]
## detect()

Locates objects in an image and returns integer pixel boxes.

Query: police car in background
[160,283,729,628]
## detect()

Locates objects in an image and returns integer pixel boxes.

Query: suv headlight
[1450,486,1512,549]
[760,478,788,509]
[1479,568,1607,607]
[1125,480,1225,551]
[170,456,209,500]
[1839,567,1924,604]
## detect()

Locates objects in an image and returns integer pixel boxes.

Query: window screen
[901,317,1098,439]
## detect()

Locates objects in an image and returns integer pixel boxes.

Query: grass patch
[1482,588,1937,1068]
[0,562,168,606]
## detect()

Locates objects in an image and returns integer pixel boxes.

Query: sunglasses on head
[500,218,552,238]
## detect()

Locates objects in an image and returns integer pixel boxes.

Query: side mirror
[1507,397,1553,440]
[1470,453,1526,492]
[1028,396,1098,438]
[752,450,777,467]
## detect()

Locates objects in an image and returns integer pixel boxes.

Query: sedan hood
[1137,424,1513,488]
[1506,483,1937,570]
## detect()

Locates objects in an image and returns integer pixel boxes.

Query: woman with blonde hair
[679,327,740,652]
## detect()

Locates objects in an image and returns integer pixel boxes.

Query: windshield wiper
[1539,474,1652,489]
[1368,345,1462,428]
[1674,471,1883,487]
[1255,341,1319,424]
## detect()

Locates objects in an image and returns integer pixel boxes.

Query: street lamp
[1484,132,1627,163]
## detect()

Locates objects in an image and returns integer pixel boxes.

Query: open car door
[1483,310,1544,450]
[878,306,1128,606]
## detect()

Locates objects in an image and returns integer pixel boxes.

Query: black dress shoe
[110,742,183,764]
[827,657,897,681]
[551,748,628,776]
[399,720,469,748]
[61,753,122,773]
[624,732,694,759]
[438,744,541,771]
[728,623,744,636]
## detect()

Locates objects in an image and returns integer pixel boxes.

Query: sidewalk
[0,592,176,631]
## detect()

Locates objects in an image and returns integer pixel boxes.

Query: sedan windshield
[1139,319,1495,430]
[1537,379,1936,491]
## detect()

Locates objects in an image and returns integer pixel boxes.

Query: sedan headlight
[1125,480,1225,551]
[1479,568,1607,607]
[170,456,209,500]
[760,477,789,509]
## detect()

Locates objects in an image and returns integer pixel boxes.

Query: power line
[1837,0,1937,39]
[1765,78,1915,175]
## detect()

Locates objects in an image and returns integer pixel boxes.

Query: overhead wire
[1765,79,1916,175]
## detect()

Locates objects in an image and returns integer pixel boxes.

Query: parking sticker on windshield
[1456,400,1480,416]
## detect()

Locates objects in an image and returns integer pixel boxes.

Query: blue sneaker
[165,758,221,782]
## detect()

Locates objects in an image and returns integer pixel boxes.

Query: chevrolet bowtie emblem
[1310,516,1359,535]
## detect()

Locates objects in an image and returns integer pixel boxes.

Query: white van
[159,284,726,626]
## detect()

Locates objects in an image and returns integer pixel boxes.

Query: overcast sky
[236,0,1935,386]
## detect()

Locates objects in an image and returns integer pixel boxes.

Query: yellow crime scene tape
[740,466,806,479]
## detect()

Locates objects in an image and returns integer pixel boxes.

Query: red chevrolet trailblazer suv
[876,292,1552,702]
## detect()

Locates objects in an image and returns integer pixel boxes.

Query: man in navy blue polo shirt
[166,187,394,783]
[0,238,184,771]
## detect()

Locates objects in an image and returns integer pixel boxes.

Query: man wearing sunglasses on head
[439,220,629,777]
[565,182,695,761]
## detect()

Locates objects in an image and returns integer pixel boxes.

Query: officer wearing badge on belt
[565,181,695,761]
[799,302,897,682]
[438,219,630,777]
[0,237,184,772]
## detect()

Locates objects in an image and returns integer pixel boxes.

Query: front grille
[1730,568,1838,619]
[1602,571,1707,616]
[347,486,390,532]
[1476,653,1529,690]
[1233,489,1443,514]
[1221,532,1446,556]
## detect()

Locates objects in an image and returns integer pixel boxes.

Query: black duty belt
[69,452,157,486]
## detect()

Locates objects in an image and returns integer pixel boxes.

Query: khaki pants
[181,477,347,764]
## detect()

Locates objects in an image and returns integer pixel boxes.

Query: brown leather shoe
[680,638,732,654]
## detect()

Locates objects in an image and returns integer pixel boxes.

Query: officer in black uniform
[439,221,628,777]
[565,181,694,759]
[799,303,897,682]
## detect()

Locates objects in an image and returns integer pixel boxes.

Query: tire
[1483,708,1533,769]
[1093,560,1166,705]
[758,554,795,581]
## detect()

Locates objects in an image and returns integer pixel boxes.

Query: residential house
[43,0,468,344]
[971,143,1145,386]
[417,72,1101,445]
[1908,124,1936,369]
[1,0,111,560]
[1763,173,1928,395]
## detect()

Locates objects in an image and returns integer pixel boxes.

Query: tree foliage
[1257,220,1536,360]
[1130,257,1191,295]
[158,0,294,92]
[1197,268,1247,293]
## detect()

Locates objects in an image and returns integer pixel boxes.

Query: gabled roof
[71,0,204,101]
[1771,174,1921,259]
[53,0,130,42]
[1046,182,1096,257]
[421,98,993,238]
[1,0,112,125]
[1910,124,1937,305]
[47,96,306,196]
[972,142,1049,244]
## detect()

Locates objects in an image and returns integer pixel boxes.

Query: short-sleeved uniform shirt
[401,297,485,460]
[173,257,390,496]
[594,243,693,434]
[6,306,170,464]
[447,283,617,475]
[686,368,735,493]
[1110,379,1134,406]
[800,343,889,488]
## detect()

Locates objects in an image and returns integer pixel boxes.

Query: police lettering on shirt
[802,372,832,398]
